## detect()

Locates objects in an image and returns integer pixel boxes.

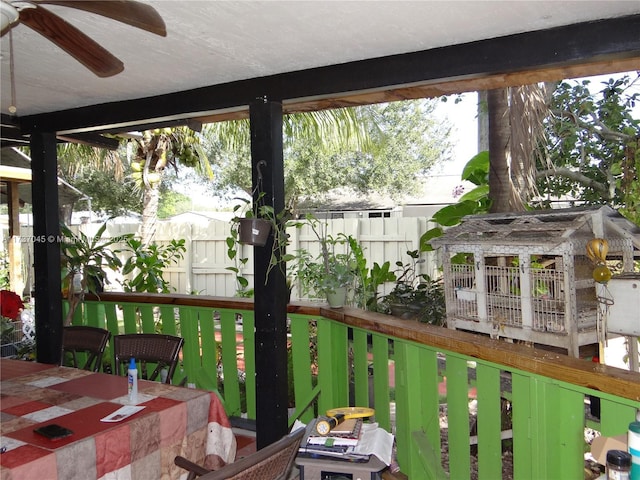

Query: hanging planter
[238,217,271,246]
[226,160,295,293]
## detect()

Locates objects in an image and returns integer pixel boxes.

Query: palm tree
[128,127,211,245]
[486,84,551,212]
[52,108,371,246]
[57,143,126,222]
[205,108,371,154]
[130,108,371,245]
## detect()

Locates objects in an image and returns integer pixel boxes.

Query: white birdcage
[431,206,640,357]
[1,320,25,358]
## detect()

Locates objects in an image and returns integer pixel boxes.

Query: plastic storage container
[629,422,640,480]
[607,449,632,480]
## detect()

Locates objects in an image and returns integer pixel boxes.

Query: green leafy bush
[121,238,186,293]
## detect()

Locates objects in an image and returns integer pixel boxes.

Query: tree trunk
[477,91,489,153]
[487,88,526,213]
[141,183,160,245]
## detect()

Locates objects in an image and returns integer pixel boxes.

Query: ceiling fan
[0,0,166,77]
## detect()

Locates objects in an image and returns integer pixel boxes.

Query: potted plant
[60,222,131,325]
[227,192,296,295]
[292,217,356,308]
[381,250,446,325]
[230,160,280,248]
[230,193,276,247]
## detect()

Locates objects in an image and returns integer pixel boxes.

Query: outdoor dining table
[0,358,236,480]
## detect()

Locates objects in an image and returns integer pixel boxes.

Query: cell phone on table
[33,424,73,440]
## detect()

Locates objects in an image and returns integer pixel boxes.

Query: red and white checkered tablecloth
[0,359,236,480]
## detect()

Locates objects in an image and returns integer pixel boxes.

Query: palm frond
[57,143,127,181]
[202,107,374,154]
[509,83,551,203]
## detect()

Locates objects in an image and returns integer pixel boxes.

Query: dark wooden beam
[56,132,120,150]
[97,117,206,136]
[30,131,63,365]
[19,15,640,135]
[1,113,30,148]
[276,56,640,115]
[249,98,289,449]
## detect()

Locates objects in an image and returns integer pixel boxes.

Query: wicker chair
[113,333,184,384]
[62,326,111,372]
[175,427,305,480]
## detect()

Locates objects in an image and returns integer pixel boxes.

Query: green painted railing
[70,292,640,479]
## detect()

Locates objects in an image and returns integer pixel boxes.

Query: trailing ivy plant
[226,191,299,297]
[225,229,254,298]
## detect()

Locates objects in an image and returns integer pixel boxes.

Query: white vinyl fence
[3,217,441,300]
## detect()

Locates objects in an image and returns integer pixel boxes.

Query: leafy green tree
[209,100,451,210]
[157,189,192,219]
[55,130,208,231]
[351,100,451,198]
[56,143,133,221]
[423,73,640,251]
[121,238,186,293]
[72,170,141,217]
[536,74,639,222]
[205,107,374,206]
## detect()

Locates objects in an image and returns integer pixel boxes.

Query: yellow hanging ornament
[586,238,609,264]
[592,264,612,284]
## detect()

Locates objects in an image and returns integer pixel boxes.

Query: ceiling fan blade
[0,2,20,36]
[18,5,124,77]
[34,1,166,37]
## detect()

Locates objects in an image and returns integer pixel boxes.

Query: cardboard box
[591,435,628,465]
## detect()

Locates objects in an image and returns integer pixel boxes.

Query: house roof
[298,174,476,212]
[0,147,85,206]
[162,211,234,223]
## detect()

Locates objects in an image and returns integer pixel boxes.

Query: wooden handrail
[328,307,640,403]
[87,292,640,402]
[87,291,254,310]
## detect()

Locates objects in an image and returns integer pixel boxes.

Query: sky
[433,92,479,176]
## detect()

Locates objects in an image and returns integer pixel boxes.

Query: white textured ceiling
[1,1,640,117]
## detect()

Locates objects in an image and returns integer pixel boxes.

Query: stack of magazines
[298,418,371,462]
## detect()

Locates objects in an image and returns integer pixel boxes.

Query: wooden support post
[6,181,25,297]
[30,131,63,365]
[249,97,289,449]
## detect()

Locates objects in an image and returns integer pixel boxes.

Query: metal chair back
[113,333,184,384]
[62,326,111,372]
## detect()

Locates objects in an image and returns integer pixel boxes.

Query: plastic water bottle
[127,358,138,404]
